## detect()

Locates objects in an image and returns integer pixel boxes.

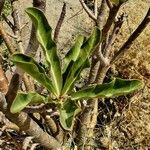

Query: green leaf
[11,53,56,95]
[59,99,81,130]
[110,0,120,5]
[26,7,62,96]
[70,78,143,100]
[62,28,101,95]
[10,92,47,113]
[63,35,85,73]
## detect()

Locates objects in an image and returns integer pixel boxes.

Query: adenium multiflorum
[10,7,142,130]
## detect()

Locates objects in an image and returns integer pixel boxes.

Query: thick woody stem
[97,0,107,29]
[5,111,62,150]
[102,4,121,39]
[78,2,150,149]
[88,56,99,84]
[0,23,17,54]
[0,73,62,150]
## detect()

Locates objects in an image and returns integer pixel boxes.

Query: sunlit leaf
[59,99,81,130]
[70,78,143,100]
[11,53,56,95]
[26,7,62,96]
[10,92,47,113]
[63,35,85,73]
[110,0,120,5]
[62,28,101,95]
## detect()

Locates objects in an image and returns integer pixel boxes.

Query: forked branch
[111,7,150,64]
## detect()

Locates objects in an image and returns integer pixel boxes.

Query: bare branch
[54,2,66,43]
[97,0,107,29]
[25,0,46,56]
[23,103,56,114]
[111,7,150,64]
[88,56,99,84]
[5,73,20,109]
[0,0,5,15]
[104,13,125,58]
[0,55,8,94]
[2,13,15,29]
[11,0,24,53]
[0,22,34,91]
[79,0,97,21]
[94,0,98,18]
[0,22,17,53]
[102,4,121,38]
[6,31,17,39]
[0,72,62,150]
[105,0,113,9]
[0,104,62,150]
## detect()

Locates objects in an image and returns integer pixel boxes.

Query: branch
[88,55,99,84]
[0,22,34,91]
[0,73,62,150]
[111,7,150,64]
[79,0,97,21]
[97,0,107,29]
[23,103,57,114]
[25,0,46,56]
[0,22,17,54]
[11,3,24,53]
[94,0,98,18]
[105,0,113,9]
[2,13,15,30]
[0,0,5,15]
[54,2,66,43]
[0,55,8,94]
[5,73,20,109]
[104,13,125,58]
[102,4,121,38]
[0,103,62,150]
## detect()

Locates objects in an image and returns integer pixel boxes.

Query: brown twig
[79,0,97,21]
[94,0,98,19]
[0,99,62,150]
[1,12,34,92]
[54,2,66,43]
[88,55,99,84]
[0,55,8,94]
[11,0,24,53]
[102,4,121,38]
[104,13,125,58]
[23,103,57,114]
[105,0,113,9]
[25,0,46,56]
[111,7,150,64]
[0,0,5,15]
[97,0,107,29]
[2,13,15,29]
[5,73,20,110]
[0,22,17,54]
[0,71,62,150]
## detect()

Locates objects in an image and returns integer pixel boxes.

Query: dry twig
[54,2,66,43]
